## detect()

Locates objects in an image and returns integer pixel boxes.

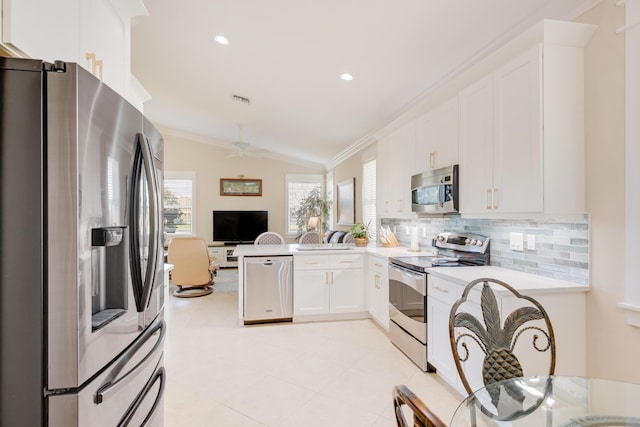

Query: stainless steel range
[388,232,490,371]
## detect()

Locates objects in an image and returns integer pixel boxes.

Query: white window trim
[164,171,196,236]
[285,174,325,238]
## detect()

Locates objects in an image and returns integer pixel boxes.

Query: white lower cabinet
[427,275,459,387]
[294,253,364,316]
[427,273,586,396]
[367,256,389,329]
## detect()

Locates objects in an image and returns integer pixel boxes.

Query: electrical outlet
[405,226,410,235]
[510,232,524,251]
[422,227,427,238]
[527,234,536,250]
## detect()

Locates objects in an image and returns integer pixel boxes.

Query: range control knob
[437,235,445,242]
[465,238,471,245]
[475,240,484,246]
[469,239,477,246]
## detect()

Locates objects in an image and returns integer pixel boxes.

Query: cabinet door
[386,122,415,214]
[1,0,79,61]
[376,136,391,215]
[293,270,329,315]
[79,0,126,95]
[428,297,458,387]
[459,75,494,213]
[368,270,389,328]
[416,97,459,172]
[330,269,364,313]
[368,269,380,319]
[493,45,543,213]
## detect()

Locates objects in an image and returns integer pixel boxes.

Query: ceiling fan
[226,125,265,158]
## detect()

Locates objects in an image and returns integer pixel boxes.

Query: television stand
[207,243,238,268]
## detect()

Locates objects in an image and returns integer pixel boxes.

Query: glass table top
[450,376,640,427]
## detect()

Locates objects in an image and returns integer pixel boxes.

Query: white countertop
[427,265,589,294]
[233,243,432,257]
[233,244,589,294]
[233,243,368,256]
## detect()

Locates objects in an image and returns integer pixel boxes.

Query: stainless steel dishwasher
[243,256,293,324]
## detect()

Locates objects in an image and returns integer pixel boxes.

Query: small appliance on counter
[387,232,490,371]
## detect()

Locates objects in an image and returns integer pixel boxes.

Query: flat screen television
[213,210,268,243]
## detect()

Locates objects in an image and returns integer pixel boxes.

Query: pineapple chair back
[449,278,556,424]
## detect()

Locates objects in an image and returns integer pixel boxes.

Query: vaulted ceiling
[131,0,598,168]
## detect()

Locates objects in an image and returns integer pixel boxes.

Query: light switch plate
[527,234,536,250]
[510,232,524,251]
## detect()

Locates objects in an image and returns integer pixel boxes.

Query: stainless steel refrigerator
[0,57,166,426]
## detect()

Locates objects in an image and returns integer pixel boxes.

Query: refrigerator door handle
[118,366,165,427]
[129,133,161,312]
[95,319,165,404]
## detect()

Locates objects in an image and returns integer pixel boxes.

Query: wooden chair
[167,236,216,298]
[449,277,556,422]
[393,385,447,427]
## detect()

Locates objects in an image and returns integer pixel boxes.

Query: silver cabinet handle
[433,285,449,294]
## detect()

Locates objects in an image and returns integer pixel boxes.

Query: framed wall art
[220,178,262,196]
[336,177,355,225]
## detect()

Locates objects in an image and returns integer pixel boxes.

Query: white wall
[577,0,640,382]
[162,131,325,243]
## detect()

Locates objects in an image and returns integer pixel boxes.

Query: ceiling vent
[232,94,251,105]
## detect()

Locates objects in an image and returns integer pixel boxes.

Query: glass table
[450,376,640,427]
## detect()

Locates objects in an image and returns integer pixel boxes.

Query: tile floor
[164,269,463,427]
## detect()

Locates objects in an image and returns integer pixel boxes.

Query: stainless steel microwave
[411,164,459,214]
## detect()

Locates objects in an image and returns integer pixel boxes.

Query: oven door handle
[389,263,427,296]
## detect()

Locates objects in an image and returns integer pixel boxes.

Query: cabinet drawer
[368,256,388,275]
[207,247,224,259]
[428,275,458,305]
[294,255,330,270]
[330,253,364,269]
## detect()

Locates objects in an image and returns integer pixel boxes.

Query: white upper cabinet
[1,0,148,108]
[379,122,415,216]
[415,96,459,173]
[0,0,79,61]
[79,0,148,103]
[80,0,127,95]
[459,75,494,213]
[458,20,595,217]
[460,46,542,214]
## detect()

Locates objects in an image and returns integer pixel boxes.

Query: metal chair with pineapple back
[449,277,556,425]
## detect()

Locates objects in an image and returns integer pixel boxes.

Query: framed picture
[336,177,355,225]
[220,178,262,196]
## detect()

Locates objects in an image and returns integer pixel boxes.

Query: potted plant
[292,188,332,239]
[348,221,371,247]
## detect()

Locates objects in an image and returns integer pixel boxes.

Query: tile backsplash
[380,215,590,284]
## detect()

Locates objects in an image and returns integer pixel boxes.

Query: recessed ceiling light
[340,73,353,81]
[215,35,229,45]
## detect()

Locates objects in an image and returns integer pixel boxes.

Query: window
[164,172,195,235]
[362,159,377,241]
[285,174,324,236]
